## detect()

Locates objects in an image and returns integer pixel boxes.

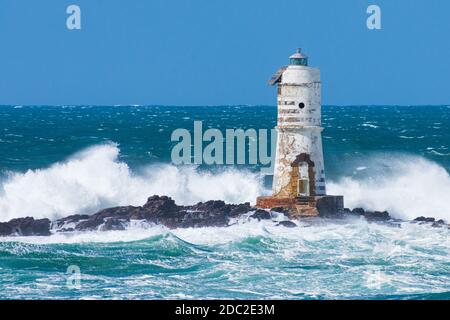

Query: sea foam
[328,154,450,221]
[0,144,449,222]
[0,143,266,221]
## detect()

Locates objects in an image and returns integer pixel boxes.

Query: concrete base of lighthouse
[256,195,344,219]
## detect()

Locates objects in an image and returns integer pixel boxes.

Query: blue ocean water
[0,105,449,299]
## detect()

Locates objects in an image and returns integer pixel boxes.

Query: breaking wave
[1,144,449,223]
[0,143,266,221]
[328,154,450,221]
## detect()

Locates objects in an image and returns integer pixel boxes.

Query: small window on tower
[298,102,305,109]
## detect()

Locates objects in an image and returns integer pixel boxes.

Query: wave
[1,217,448,300]
[0,143,267,221]
[328,154,450,221]
[1,144,449,223]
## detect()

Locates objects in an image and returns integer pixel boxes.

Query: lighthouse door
[297,163,310,196]
[298,179,309,196]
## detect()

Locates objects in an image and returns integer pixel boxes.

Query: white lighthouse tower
[257,48,343,217]
[272,48,326,197]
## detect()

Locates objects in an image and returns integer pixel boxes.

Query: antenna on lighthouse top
[289,48,308,66]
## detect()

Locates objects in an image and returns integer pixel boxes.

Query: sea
[0,105,449,299]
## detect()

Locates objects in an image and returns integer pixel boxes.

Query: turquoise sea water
[0,105,449,299]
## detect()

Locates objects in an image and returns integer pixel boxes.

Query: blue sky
[0,0,449,106]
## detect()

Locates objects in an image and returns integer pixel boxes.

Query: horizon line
[1,104,449,108]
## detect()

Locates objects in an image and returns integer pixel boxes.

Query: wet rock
[0,222,13,236]
[178,211,228,228]
[345,208,391,222]
[431,219,446,228]
[363,211,390,221]
[142,195,180,219]
[101,218,126,231]
[73,206,139,231]
[56,214,90,228]
[316,197,344,217]
[250,209,272,221]
[69,196,253,231]
[351,208,365,215]
[75,216,104,231]
[4,194,446,237]
[190,200,226,212]
[188,200,248,218]
[229,203,252,217]
[0,217,51,236]
[414,216,436,223]
[342,208,352,215]
[276,221,297,228]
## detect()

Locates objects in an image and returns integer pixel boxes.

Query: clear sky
[0,0,449,106]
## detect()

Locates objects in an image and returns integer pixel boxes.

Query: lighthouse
[256,49,343,218]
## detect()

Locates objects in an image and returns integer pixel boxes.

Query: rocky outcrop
[250,209,272,221]
[413,216,448,228]
[276,221,297,228]
[344,208,391,221]
[414,216,436,223]
[56,196,255,231]
[1,195,447,237]
[0,196,258,236]
[0,217,51,236]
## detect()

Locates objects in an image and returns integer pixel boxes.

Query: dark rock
[345,208,392,222]
[229,203,252,217]
[414,216,435,223]
[178,210,229,228]
[0,217,51,236]
[74,206,140,231]
[431,219,446,228]
[276,221,297,228]
[56,214,90,227]
[97,206,141,219]
[142,195,180,218]
[5,194,444,237]
[75,215,104,231]
[363,211,390,221]
[250,209,272,221]
[0,222,13,236]
[352,208,365,215]
[188,200,228,215]
[342,208,352,215]
[432,222,442,228]
[101,218,126,231]
[316,196,345,217]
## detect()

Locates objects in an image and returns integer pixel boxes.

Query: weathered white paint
[272,51,326,197]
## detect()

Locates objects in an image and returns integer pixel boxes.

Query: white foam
[328,154,450,221]
[0,225,168,245]
[1,144,449,224]
[0,143,267,221]
[1,216,448,255]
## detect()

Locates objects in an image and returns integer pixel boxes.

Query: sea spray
[0,144,267,221]
[1,144,450,222]
[328,154,450,221]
